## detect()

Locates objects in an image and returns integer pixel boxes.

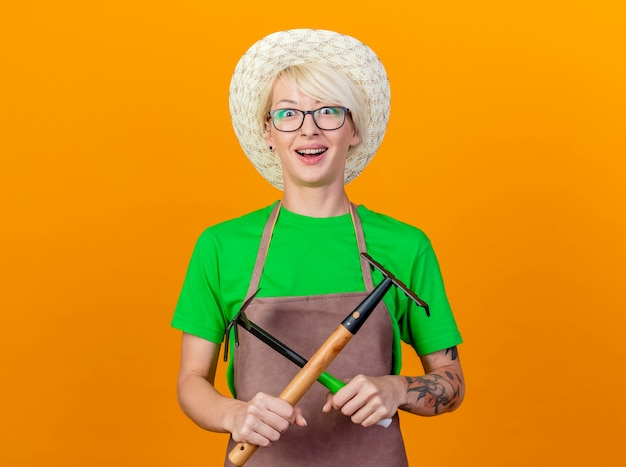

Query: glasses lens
[271,109,303,132]
[314,107,346,130]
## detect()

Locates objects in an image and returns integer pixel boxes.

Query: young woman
[172,29,464,466]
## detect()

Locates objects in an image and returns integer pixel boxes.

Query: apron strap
[244,201,374,300]
[350,203,374,292]
[244,202,281,300]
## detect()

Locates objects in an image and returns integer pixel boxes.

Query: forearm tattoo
[400,347,463,415]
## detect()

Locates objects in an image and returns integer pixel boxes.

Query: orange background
[1,1,625,465]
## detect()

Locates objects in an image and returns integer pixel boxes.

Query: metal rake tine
[360,252,430,316]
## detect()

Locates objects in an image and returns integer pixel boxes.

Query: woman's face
[265,79,361,192]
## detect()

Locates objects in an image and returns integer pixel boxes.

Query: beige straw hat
[229,29,390,190]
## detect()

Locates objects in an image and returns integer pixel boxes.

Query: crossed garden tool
[225,252,430,466]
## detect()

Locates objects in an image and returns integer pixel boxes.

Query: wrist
[393,375,411,411]
[220,398,246,434]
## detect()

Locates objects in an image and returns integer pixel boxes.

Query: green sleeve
[399,240,462,356]
[171,229,228,344]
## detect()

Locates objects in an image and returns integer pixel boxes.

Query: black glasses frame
[267,107,350,132]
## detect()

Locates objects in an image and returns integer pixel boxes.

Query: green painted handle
[317,371,345,393]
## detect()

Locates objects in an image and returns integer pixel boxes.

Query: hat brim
[229,29,390,190]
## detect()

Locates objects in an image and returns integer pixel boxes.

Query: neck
[281,186,351,218]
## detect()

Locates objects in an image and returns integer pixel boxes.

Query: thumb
[294,407,308,427]
[321,392,334,413]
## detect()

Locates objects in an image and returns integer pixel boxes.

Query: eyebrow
[275,99,298,106]
[274,98,323,107]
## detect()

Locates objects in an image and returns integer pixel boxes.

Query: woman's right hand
[176,335,307,446]
[227,392,307,447]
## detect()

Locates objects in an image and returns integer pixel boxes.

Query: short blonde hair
[258,62,369,146]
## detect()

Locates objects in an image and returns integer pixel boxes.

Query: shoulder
[187,203,277,266]
[195,202,277,246]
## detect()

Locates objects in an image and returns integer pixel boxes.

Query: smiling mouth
[296,148,327,157]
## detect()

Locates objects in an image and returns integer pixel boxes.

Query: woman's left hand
[321,374,408,427]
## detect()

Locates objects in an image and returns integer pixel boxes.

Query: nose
[300,112,319,135]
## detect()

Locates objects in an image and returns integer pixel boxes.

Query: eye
[274,109,298,120]
[318,107,340,116]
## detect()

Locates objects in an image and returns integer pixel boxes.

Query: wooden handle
[228,325,353,466]
[228,442,258,466]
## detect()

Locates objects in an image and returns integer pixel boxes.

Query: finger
[321,393,334,413]
[239,396,293,444]
[265,410,293,433]
[294,410,308,427]
[266,396,301,422]
[235,417,281,447]
[331,381,359,409]
[250,393,297,427]
[337,391,369,418]
[338,390,385,422]
[353,403,391,427]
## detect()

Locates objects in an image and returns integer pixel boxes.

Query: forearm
[177,370,242,433]
[399,346,465,416]
[399,366,464,416]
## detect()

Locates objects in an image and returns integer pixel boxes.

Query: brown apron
[225,203,408,466]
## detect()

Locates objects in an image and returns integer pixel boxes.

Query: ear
[264,124,274,150]
[350,130,362,147]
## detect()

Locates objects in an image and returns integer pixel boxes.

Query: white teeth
[297,148,326,155]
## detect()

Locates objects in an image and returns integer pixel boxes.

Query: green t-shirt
[172,202,462,380]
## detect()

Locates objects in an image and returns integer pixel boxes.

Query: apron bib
[225,203,408,466]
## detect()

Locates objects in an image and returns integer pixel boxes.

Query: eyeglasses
[268,106,350,132]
